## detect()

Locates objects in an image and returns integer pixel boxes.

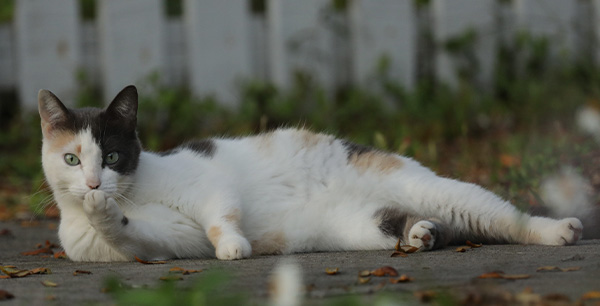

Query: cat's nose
[86,179,101,190]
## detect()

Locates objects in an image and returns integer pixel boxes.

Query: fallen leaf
[358,277,371,284]
[500,154,520,167]
[41,280,58,287]
[0,229,13,237]
[536,266,580,272]
[478,271,504,279]
[20,221,40,228]
[45,295,57,301]
[501,274,531,280]
[0,290,14,301]
[73,270,92,276]
[29,267,51,275]
[371,266,398,277]
[0,275,10,279]
[478,271,530,280]
[54,251,67,259]
[561,254,585,262]
[325,268,339,275]
[389,275,413,283]
[398,245,419,253]
[45,240,59,249]
[159,275,183,281]
[466,241,482,248]
[542,293,570,303]
[47,223,57,230]
[390,251,408,258]
[394,238,401,251]
[134,256,166,264]
[358,270,371,277]
[0,266,31,278]
[456,246,470,252]
[21,248,53,256]
[582,291,600,300]
[169,267,202,275]
[414,290,437,303]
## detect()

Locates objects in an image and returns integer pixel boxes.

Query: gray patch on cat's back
[341,140,375,160]
[183,139,216,158]
[374,207,408,238]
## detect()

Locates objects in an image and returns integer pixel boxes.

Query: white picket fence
[0,0,595,110]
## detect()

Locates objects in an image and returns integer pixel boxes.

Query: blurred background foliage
[0,1,599,220]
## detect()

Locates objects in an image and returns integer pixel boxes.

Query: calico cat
[39,85,583,262]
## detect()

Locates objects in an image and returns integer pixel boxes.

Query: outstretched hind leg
[404,218,451,251]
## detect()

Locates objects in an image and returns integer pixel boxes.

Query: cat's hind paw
[408,220,437,251]
[539,218,583,246]
[216,235,252,260]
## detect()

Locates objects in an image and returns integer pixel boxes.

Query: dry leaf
[478,271,530,280]
[29,267,51,275]
[45,240,59,249]
[582,291,600,300]
[159,275,183,281]
[398,245,419,253]
[73,270,92,276]
[0,266,31,278]
[390,251,408,258]
[501,274,530,280]
[371,266,398,277]
[45,295,57,301]
[456,246,470,252]
[358,270,371,277]
[394,238,401,251]
[536,266,580,272]
[325,268,339,275]
[0,229,13,237]
[0,290,14,301]
[358,277,371,284]
[134,256,166,265]
[0,275,9,279]
[169,267,201,275]
[21,248,53,256]
[389,275,413,283]
[53,251,67,259]
[414,290,437,303]
[466,241,482,248]
[41,280,58,287]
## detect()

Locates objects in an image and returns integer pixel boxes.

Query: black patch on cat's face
[341,140,375,160]
[374,207,408,238]
[39,86,142,175]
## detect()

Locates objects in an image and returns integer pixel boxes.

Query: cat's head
[39,85,142,205]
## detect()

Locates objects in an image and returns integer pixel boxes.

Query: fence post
[433,0,496,89]
[15,0,81,109]
[516,0,578,60]
[184,0,251,107]
[350,0,415,90]
[0,24,15,90]
[267,0,334,90]
[98,0,164,102]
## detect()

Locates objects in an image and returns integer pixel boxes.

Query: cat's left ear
[38,89,70,137]
[106,85,138,128]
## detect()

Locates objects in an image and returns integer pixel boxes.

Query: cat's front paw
[408,220,437,251]
[539,218,583,246]
[83,190,123,227]
[216,235,252,260]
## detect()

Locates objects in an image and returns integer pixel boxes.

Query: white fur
[42,128,583,262]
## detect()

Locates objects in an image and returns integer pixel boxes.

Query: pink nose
[87,183,100,190]
[86,179,101,190]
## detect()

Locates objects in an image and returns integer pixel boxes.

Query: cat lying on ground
[38,85,583,262]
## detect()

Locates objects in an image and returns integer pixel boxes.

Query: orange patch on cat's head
[349,152,403,174]
[45,131,76,153]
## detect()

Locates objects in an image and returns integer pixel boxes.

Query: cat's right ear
[38,89,69,138]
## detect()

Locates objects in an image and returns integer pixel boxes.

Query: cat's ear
[106,85,138,128]
[38,89,70,137]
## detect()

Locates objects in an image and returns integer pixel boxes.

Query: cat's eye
[105,152,119,165]
[64,153,80,166]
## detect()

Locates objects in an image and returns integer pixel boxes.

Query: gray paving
[1,220,599,305]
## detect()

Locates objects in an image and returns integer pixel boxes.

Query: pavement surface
[1,220,599,305]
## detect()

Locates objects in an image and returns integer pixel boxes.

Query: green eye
[105,152,119,165]
[64,153,80,166]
